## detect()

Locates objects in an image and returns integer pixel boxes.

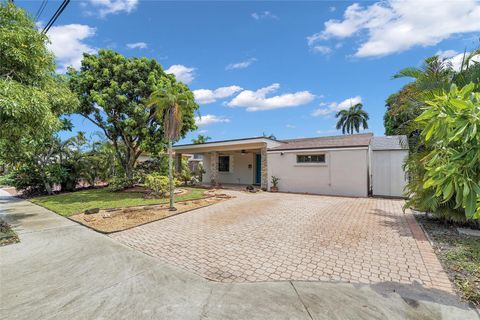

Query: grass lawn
[416,215,480,308]
[30,187,206,217]
[0,220,19,246]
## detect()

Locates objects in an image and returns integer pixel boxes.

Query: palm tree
[335,103,369,135]
[191,134,211,144]
[148,88,192,211]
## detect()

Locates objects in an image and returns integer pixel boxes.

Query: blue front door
[255,154,261,185]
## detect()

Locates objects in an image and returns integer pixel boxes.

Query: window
[296,154,326,164]
[218,156,230,172]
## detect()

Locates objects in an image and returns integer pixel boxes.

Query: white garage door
[372,150,408,197]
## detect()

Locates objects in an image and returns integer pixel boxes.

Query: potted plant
[270,176,280,192]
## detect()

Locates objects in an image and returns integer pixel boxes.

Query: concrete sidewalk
[0,190,477,320]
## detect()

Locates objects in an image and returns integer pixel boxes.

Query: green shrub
[107,176,135,192]
[411,83,480,220]
[0,173,13,187]
[144,173,170,196]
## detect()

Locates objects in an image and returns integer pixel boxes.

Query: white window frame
[294,153,328,167]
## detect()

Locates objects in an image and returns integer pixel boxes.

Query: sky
[17,0,480,144]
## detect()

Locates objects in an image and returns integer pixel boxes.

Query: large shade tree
[0,3,77,157]
[335,103,369,134]
[68,50,198,183]
[148,88,194,210]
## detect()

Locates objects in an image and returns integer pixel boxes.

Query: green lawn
[416,215,480,307]
[30,187,206,217]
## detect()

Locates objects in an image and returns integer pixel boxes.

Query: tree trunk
[168,140,176,211]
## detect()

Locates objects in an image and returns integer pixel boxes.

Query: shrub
[410,83,480,220]
[107,176,135,192]
[144,173,170,196]
[0,173,13,187]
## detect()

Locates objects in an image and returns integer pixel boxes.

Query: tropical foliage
[147,87,196,209]
[192,134,211,144]
[144,173,170,196]
[387,49,480,221]
[68,50,198,183]
[335,103,369,134]
[411,84,480,219]
[0,3,78,171]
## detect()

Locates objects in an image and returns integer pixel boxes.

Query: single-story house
[173,133,408,198]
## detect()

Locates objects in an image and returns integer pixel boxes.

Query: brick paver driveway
[111,191,452,292]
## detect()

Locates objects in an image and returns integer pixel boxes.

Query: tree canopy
[335,103,369,134]
[68,50,199,180]
[0,3,78,149]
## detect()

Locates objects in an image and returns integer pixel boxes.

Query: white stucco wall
[202,152,256,185]
[372,150,408,197]
[267,148,369,197]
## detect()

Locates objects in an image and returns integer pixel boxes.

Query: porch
[173,137,283,190]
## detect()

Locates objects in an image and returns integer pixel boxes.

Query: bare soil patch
[69,190,232,233]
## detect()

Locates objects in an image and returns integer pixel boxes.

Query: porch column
[261,145,268,190]
[175,153,182,173]
[210,151,218,186]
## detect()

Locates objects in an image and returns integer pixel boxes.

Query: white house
[173,133,408,198]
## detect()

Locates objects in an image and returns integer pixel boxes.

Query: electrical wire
[34,0,48,22]
[42,0,70,34]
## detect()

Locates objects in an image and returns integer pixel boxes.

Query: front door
[255,154,261,185]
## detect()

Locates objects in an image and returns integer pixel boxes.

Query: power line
[34,0,48,22]
[42,0,70,34]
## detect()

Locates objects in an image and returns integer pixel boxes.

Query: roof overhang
[173,137,280,154]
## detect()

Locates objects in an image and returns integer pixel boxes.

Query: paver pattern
[111,191,452,292]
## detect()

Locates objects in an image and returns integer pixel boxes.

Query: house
[173,133,408,197]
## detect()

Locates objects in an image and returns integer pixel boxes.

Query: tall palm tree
[148,88,192,211]
[191,134,211,144]
[335,103,369,135]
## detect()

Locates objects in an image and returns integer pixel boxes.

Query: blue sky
[18,0,480,144]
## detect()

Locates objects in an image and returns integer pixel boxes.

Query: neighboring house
[173,133,408,198]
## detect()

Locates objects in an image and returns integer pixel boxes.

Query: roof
[371,135,409,150]
[173,136,278,148]
[269,133,374,151]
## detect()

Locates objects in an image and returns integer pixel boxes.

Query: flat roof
[173,136,278,148]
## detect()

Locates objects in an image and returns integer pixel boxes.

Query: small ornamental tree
[415,83,480,220]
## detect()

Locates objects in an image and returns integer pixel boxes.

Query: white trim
[173,138,275,151]
[268,147,368,154]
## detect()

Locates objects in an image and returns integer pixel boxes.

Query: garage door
[372,150,408,197]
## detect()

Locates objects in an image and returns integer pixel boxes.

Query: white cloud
[195,114,230,126]
[308,0,480,57]
[193,86,243,104]
[437,49,480,71]
[251,11,278,20]
[286,124,296,129]
[311,45,332,55]
[165,65,196,84]
[47,24,96,73]
[126,42,147,49]
[329,6,336,12]
[312,96,362,117]
[226,58,257,70]
[227,83,315,112]
[89,0,138,17]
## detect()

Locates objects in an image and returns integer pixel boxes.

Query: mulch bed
[0,220,19,247]
[415,214,480,308]
[69,191,232,234]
